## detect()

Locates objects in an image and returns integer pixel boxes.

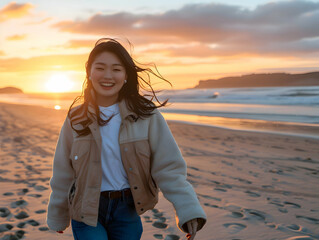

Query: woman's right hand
[57,231,64,233]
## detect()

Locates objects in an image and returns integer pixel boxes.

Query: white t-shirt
[99,103,130,191]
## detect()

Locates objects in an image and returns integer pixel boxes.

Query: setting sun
[45,73,74,93]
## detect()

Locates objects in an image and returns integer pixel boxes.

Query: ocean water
[1,86,318,136]
[157,86,319,124]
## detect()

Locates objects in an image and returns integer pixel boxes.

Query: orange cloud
[0,54,87,72]
[66,39,96,49]
[0,2,34,22]
[6,34,28,41]
[27,17,53,25]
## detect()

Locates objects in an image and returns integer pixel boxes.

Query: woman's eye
[96,68,104,70]
[113,69,121,72]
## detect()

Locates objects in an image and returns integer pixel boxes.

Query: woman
[47,38,206,240]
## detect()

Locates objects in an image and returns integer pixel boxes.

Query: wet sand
[0,102,318,240]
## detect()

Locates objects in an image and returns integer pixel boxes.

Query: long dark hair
[68,38,171,136]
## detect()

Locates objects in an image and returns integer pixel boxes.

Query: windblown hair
[68,38,171,136]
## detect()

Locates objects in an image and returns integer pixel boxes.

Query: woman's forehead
[93,51,123,65]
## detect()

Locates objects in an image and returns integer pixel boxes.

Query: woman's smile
[99,81,116,89]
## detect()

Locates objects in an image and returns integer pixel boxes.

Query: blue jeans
[71,191,143,240]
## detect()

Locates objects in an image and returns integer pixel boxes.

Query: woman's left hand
[185,218,198,240]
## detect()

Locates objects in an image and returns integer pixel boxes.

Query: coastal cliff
[194,72,319,88]
[0,87,24,94]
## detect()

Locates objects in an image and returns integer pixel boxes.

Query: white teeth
[100,83,114,87]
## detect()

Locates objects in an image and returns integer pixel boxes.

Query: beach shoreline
[2,101,319,139]
[163,113,319,140]
[0,102,319,240]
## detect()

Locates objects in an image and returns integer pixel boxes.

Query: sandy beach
[0,102,318,240]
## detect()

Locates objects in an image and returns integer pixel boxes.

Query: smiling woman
[45,73,74,92]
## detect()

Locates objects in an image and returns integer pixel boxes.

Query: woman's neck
[96,95,118,107]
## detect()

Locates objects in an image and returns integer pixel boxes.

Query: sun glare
[45,73,74,92]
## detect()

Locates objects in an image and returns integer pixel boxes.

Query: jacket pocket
[69,139,91,174]
[134,140,158,197]
[68,180,76,205]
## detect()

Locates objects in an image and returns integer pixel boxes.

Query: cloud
[65,39,96,49]
[6,34,28,41]
[27,17,53,25]
[0,54,87,72]
[0,2,34,22]
[52,0,319,57]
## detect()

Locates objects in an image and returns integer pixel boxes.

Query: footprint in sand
[214,187,227,192]
[152,209,167,223]
[27,219,40,226]
[221,160,233,166]
[153,212,163,217]
[270,222,316,238]
[234,177,252,184]
[35,209,46,214]
[143,216,152,223]
[39,227,49,231]
[3,192,14,196]
[204,203,220,208]
[17,222,26,228]
[153,234,163,239]
[2,230,25,240]
[286,224,308,233]
[278,208,288,213]
[14,211,29,219]
[164,234,180,240]
[27,193,42,198]
[223,223,247,234]
[284,201,301,209]
[228,211,244,219]
[188,166,200,171]
[296,215,319,224]
[243,209,267,222]
[245,190,261,197]
[0,207,11,217]
[249,171,259,177]
[267,197,284,207]
[198,193,222,202]
[152,221,168,229]
[310,208,319,213]
[271,145,284,149]
[17,188,29,196]
[11,199,28,208]
[0,223,13,232]
[33,185,48,191]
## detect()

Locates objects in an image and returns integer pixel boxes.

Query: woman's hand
[57,231,64,233]
[185,218,198,240]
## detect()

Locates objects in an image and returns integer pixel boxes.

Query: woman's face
[90,51,127,107]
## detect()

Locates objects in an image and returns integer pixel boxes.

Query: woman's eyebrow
[94,62,123,67]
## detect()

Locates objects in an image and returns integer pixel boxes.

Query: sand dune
[0,102,318,240]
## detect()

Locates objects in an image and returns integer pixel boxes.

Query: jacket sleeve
[149,110,207,232]
[46,117,74,231]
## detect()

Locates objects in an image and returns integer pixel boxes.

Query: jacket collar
[71,99,138,130]
[85,99,138,122]
[71,99,138,151]
[118,99,139,122]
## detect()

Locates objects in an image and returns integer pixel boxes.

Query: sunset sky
[1,0,319,93]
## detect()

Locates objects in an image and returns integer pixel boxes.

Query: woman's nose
[103,70,112,79]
